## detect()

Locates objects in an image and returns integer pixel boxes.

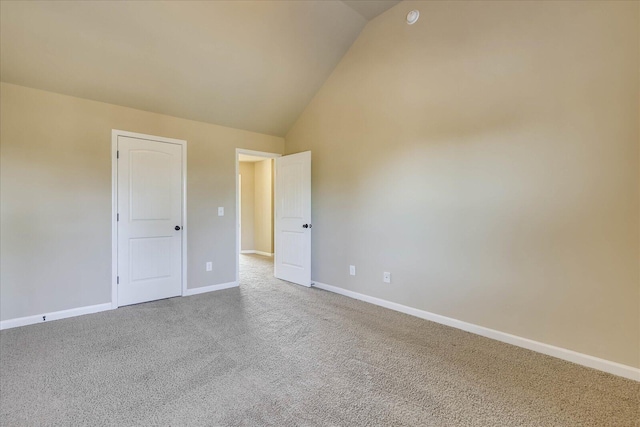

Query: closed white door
[117,136,183,306]
[275,151,311,287]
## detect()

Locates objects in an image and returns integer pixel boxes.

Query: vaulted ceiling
[0,1,400,136]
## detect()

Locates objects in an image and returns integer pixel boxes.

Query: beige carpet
[1,254,638,426]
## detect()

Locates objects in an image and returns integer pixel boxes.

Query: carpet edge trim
[311,281,640,382]
[0,303,113,331]
[1,281,239,330]
[184,281,238,296]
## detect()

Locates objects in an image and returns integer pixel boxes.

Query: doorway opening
[236,149,280,284]
[235,149,312,288]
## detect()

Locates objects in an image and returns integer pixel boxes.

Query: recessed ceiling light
[406,10,419,25]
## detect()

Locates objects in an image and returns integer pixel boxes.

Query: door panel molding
[274,151,311,287]
[111,130,187,309]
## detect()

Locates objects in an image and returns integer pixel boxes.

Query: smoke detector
[406,10,419,25]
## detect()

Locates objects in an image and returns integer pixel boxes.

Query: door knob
[175,226,181,231]
[302,224,312,229]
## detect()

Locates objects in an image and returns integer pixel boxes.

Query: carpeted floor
[1,254,638,426]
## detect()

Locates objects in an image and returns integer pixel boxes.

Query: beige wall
[286,1,639,367]
[254,159,274,254]
[0,82,283,321]
[239,162,256,251]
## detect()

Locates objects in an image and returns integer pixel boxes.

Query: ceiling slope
[1,1,372,136]
[342,1,401,21]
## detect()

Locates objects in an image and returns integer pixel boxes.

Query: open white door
[117,135,184,306]
[275,151,311,287]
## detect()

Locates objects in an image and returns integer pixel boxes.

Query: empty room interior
[0,0,638,425]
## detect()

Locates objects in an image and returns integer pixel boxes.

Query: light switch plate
[218,207,224,216]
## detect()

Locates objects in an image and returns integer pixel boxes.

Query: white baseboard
[312,281,640,382]
[1,282,239,331]
[0,303,113,331]
[184,281,238,296]
[240,250,273,257]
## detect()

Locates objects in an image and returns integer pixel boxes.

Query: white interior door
[117,136,183,306]
[275,151,311,287]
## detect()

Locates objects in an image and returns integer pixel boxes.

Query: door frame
[235,148,281,284]
[111,129,188,309]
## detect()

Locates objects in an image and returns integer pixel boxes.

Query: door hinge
[117,150,119,159]
[117,276,119,284]
[117,213,119,221]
